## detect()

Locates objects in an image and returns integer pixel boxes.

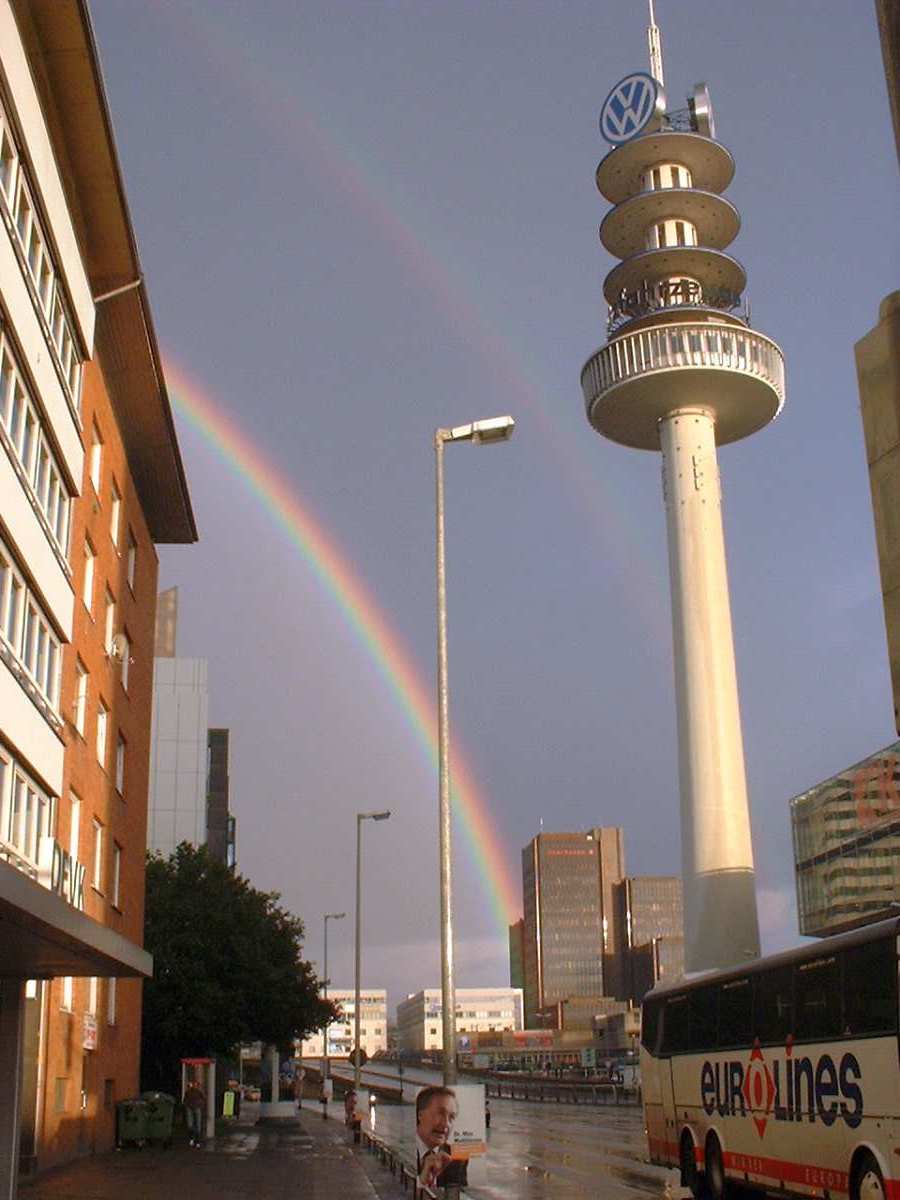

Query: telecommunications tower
[581,4,785,972]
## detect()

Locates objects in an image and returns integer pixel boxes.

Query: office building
[614,875,684,1002]
[396,987,523,1054]
[0,0,195,1186]
[299,989,387,1060]
[521,828,624,1026]
[508,918,524,990]
[147,590,235,865]
[790,740,900,937]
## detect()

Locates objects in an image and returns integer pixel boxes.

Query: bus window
[842,937,899,1035]
[718,978,752,1049]
[641,998,661,1052]
[795,956,841,1042]
[661,994,690,1054]
[690,985,718,1050]
[753,964,793,1045]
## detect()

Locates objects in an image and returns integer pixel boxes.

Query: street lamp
[355,809,391,1091]
[434,414,515,1085]
[322,911,346,1079]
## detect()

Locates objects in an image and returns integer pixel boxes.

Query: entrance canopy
[0,861,152,979]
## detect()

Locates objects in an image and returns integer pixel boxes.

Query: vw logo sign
[600,72,659,145]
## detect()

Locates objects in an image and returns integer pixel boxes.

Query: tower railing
[582,322,785,404]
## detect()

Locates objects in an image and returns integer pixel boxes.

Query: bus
[640,916,899,1200]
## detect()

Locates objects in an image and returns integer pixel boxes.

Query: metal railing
[582,322,785,407]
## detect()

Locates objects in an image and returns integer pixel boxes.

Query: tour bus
[641,916,899,1200]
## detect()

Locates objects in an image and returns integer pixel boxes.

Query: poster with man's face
[414,1083,486,1160]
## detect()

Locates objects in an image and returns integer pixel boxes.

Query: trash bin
[141,1092,177,1146]
[116,1098,148,1148]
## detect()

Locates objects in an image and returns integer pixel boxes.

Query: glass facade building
[791,740,900,936]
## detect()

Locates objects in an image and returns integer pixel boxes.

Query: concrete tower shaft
[584,61,785,973]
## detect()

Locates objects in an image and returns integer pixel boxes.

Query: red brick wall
[38,357,159,1168]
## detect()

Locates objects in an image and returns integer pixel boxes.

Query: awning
[0,860,152,979]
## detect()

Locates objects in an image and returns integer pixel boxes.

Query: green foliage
[141,842,336,1090]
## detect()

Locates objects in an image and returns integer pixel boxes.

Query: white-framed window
[20,597,60,710]
[91,818,103,891]
[89,423,102,494]
[0,109,18,204]
[0,543,24,649]
[104,590,115,656]
[61,976,73,1013]
[69,792,81,862]
[74,660,88,735]
[110,481,121,548]
[111,842,121,908]
[0,336,70,553]
[82,539,95,611]
[115,733,126,794]
[2,765,54,869]
[107,977,116,1026]
[120,632,131,692]
[96,700,108,767]
[88,976,98,1017]
[126,531,137,592]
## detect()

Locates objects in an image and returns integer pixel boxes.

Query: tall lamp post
[435,415,515,1085]
[322,911,345,1079]
[355,810,391,1091]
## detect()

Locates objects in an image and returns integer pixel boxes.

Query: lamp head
[443,415,515,444]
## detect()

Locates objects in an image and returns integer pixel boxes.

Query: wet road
[325,1066,686,1199]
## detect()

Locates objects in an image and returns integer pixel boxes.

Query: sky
[89,1,899,1014]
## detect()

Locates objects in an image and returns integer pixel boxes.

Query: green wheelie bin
[116,1098,149,1147]
[141,1092,177,1146]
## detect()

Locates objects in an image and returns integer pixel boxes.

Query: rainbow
[164,356,521,934]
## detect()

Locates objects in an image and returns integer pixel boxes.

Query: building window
[19,599,61,711]
[91,819,103,890]
[110,481,121,548]
[115,734,126,793]
[61,976,73,1012]
[120,632,131,692]
[74,661,88,735]
[89,424,102,493]
[0,545,24,650]
[88,976,98,1017]
[4,766,54,867]
[104,590,115,656]
[82,540,95,612]
[111,843,122,908]
[107,977,117,1026]
[96,701,108,767]
[126,531,137,591]
[69,793,81,861]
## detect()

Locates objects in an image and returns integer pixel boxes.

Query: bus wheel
[680,1132,703,1199]
[704,1133,727,1200]
[853,1152,886,1200]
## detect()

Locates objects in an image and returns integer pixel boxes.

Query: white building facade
[396,987,524,1053]
[299,989,387,1060]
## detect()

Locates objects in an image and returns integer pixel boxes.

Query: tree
[141,843,336,1091]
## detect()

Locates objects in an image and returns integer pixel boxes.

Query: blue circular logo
[599,72,660,145]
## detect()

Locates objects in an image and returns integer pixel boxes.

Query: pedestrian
[183,1077,205,1147]
[484,1097,491,1129]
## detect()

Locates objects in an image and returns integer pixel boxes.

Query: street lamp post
[322,911,345,1079]
[434,415,515,1086]
[355,810,391,1091]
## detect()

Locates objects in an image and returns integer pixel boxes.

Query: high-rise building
[508,918,524,990]
[147,590,235,865]
[0,0,196,1183]
[520,828,624,1027]
[614,875,684,1001]
[790,741,900,937]
[582,11,785,973]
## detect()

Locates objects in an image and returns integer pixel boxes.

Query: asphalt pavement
[20,1105,408,1200]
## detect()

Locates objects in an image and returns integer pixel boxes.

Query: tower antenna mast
[648,0,665,87]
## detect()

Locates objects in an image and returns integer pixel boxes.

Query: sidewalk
[20,1108,409,1200]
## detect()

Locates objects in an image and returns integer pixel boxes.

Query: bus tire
[852,1151,886,1200]
[704,1132,727,1200]
[680,1131,704,1199]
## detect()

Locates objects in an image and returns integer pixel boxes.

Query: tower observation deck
[582,38,785,973]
